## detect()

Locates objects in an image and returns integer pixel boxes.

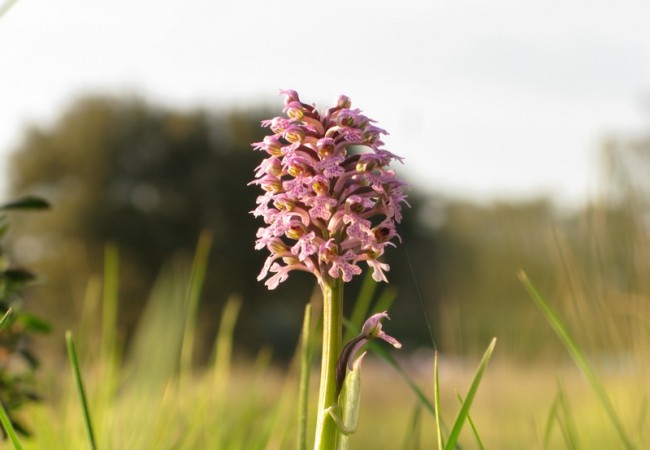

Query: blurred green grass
[7,197,649,449]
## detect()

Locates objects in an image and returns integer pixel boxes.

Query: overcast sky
[2,0,649,206]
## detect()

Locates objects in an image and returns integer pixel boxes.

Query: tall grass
[20,237,296,449]
[5,232,497,449]
[6,198,648,449]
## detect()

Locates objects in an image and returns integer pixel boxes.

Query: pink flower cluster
[251,90,408,290]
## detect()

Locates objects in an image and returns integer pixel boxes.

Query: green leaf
[0,197,50,211]
[17,313,52,333]
[2,268,36,284]
[18,349,40,370]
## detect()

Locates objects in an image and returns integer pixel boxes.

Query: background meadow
[0,95,647,449]
[2,1,650,448]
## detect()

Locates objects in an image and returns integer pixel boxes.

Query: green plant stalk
[298,303,313,450]
[314,278,343,450]
[66,331,97,450]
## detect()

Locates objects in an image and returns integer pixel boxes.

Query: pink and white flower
[251,90,408,289]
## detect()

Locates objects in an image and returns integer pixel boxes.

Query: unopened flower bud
[282,255,300,265]
[281,89,300,104]
[284,126,305,143]
[286,101,305,120]
[312,179,329,195]
[260,175,282,193]
[337,110,356,128]
[286,224,305,240]
[336,95,352,109]
[268,238,287,254]
[373,226,391,242]
[266,157,283,176]
[263,136,283,157]
[319,240,339,263]
[317,137,335,157]
[345,197,365,214]
[288,163,306,177]
[274,198,295,211]
[269,117,288,134]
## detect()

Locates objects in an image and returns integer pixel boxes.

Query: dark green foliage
[0,199,50,437]
[7,95,307,357]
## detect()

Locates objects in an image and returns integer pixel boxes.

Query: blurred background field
[0,94,647,449]
[2,1,650,448]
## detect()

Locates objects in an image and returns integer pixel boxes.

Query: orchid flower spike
[251,90,409,290]
[335,311,402,394]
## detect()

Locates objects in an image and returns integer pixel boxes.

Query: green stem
[314,278,343,450]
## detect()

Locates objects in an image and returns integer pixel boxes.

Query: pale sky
[2,0,650,206]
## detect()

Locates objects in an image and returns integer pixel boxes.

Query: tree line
[6,95,646,361]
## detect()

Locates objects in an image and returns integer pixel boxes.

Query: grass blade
[444,337,496,450]
[297,303,313,450]
[0,307,12,331]
[0,398,23,450]
[543,388,561,448]
[455,393,484,450]
[401,403,422,450]
[433,350,444,450]
[66,331,98,450]
[213,296,242,388]
[211,294,242,449]
[101,244,119,367]
[555,380,580,450]
[180,230,213,378]
[519,270,635,450]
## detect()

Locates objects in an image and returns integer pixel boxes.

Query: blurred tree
[7,96,284,357]
[11,93,627,362]
[6,95,440,359]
